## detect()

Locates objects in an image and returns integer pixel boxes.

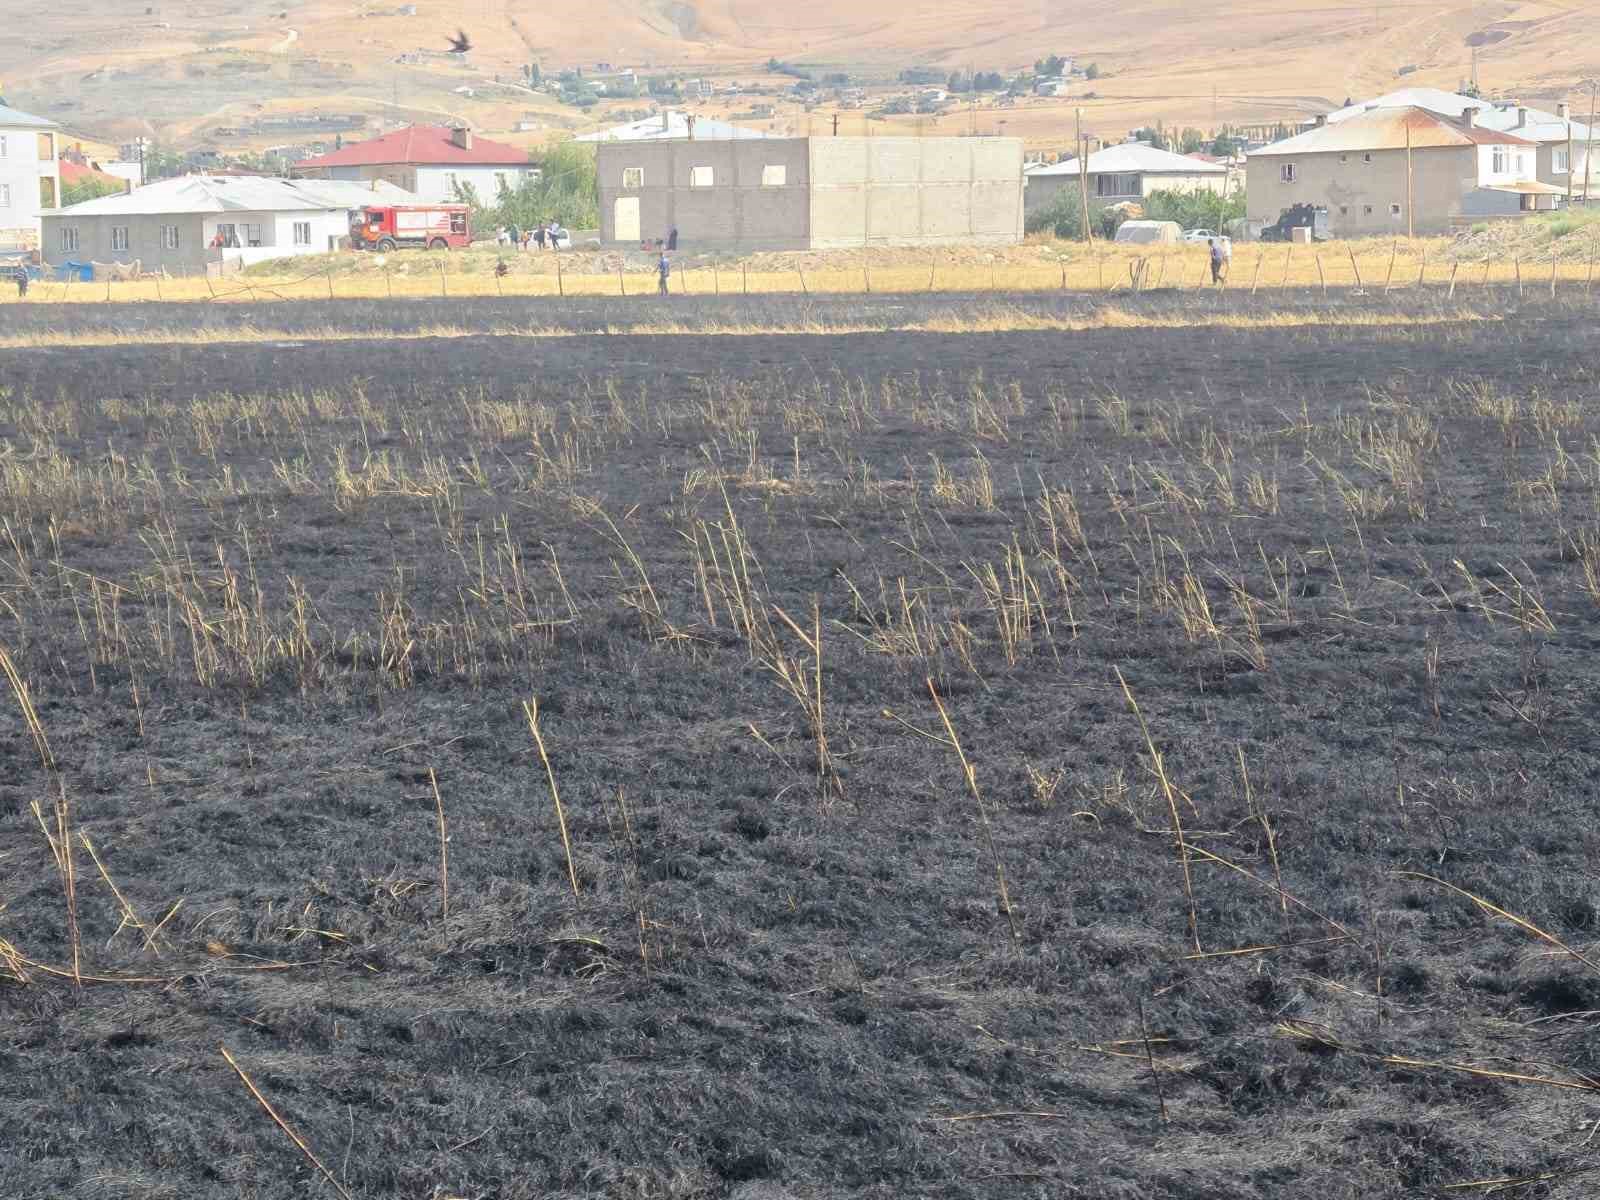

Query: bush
[1025,184,1085,240]
[1141,188,1246,232]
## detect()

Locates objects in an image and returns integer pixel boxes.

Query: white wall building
[0,103,60,252]
[42,175,420,274]
[294,125,537,204]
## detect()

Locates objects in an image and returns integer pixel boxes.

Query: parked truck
[351,204,471,251]
[1260,204,1331,243]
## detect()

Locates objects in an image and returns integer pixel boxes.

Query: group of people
[1208,237,1233,284]
[497,222,566,251]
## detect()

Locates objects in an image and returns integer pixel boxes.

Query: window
[38,177,54,209]
[1522,193,1537,211]
[1095,173,1138,197]
[622,166,644,189]
[1279,163,1297,183]
[1363,205,1373,215]
[1555,147,1571,173]
[689,165,714,188]
[243,223,262,247]
[1338,204,1349,216]
[1492,146,1506,173]
[1518,152,1531,177]
[293,221,312,246]
[0,183,9,208]
[37,133,53,162]
[214,223,239,248]
[1362,152,1373,164]
[442,172,457,193]
[449,211,468,234]
[1390,203,1402,217]
[761,164,787,187]
[1339,153,1348,163]
[162,225,179,250]
[111,226,129,251]
[59,226,79,252]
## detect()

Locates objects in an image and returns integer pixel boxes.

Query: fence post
[1315,254,1326,297]
[864,265,871,294]
[1250,252,1263,295]
[713,265,720,295]
[798,268,807,296]
[619,264,626,297]
[1447,261,1459,300]
[1382,240,1397,293]
[929,252,937,291]
[1347,246,1364,291]
[326,268,335,301]
[1514,256,1522,299]
[1417,251,1426,288]
[556,255,564,297]
[439,262,448,298]
[1060,260,1066,290]
[105,274,112,302]
[1550,258,1558,298]
[1588,232,1597,295]
[1280,246,1291,288]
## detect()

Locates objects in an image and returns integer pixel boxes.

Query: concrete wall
[807,137,1023,248]
[596,138,812,250]
[1248,145,1482,236]
[42,207,350,274]
[0,125,60,250]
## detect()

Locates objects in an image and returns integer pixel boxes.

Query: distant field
[2,0,1595,151]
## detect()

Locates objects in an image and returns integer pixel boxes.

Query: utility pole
[1567,104,1575,207]
[1405,119,1413,238]
[1076,106,1093,243]
[832,113,838,136]
[1586,80,1598,204]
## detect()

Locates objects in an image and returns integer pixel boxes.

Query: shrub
[1025,183,1085,240]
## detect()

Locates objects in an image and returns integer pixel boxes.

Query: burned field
[3,295,1600,1198]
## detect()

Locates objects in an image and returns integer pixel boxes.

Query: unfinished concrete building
[596,136,1024,251]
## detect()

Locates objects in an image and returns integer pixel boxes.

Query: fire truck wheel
[428,238,448,251]
[377,238,398,252]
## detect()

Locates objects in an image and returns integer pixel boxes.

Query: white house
[0,103,61,253]
[42,175,421,274]
[576,110,770,142]
[1025,142,1230,216]
[293,125,536,204]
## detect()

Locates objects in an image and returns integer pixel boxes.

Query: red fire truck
[351,204,472,251]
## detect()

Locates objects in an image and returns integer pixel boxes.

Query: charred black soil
[3,295,1600,1199]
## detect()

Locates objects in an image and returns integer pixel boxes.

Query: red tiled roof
[296,125,530,168]
[60,160,123,186]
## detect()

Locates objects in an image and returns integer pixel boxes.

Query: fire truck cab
[352,204,472,251]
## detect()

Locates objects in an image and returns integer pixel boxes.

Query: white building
[42,175,420,274]
[1025,142,1231,216]
[294,125,537,204]
[576,110,770,142]
[0,103,61,253]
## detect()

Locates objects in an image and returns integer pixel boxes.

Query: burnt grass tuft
[4,291,1600,1197]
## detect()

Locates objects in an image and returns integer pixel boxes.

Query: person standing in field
[657,251,672,296]
[667,225,678,252]
[12,264,27,298]
[533,222,547,251]
[1209,238,1225,285]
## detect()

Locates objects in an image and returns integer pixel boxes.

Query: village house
[293,125,535,204]
[577,111,770,143]
[1248,106,1552,236]
[1323,88,1595,191]
[597,135,1023,251]
[1023,142,1230,217]
[0,103,61,253]
[42,175,419,275]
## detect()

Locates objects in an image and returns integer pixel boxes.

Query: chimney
[451,126,473,151]
[1314,113,1327,127]
[1558,101,1571,120]
[1515,107,1527,128]
[1463,108,1477,129]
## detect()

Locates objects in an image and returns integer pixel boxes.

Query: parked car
[1261,204,1331,242]
[1182,228,1217,244]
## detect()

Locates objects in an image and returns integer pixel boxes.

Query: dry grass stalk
[1137,996,1169,1123]
[78,831,164,955]
[220,1044,355,1200]
[1183,934,1353,960]
[1188,843,1361,944]
[1276,1020,1600,1092]
[1238,747,1286,914]
[1115,667,1202,954]
[1396,871,1600,974]
[524,698,580,900]
[428,768,450,924]
[927,678,1020,953]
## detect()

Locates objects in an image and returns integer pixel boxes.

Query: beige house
[1248,107,1550,236]
[596,136,1024,251]
[1323,88,1595,193]
[1024,142,1230,218]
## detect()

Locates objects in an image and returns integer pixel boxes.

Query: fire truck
[351,204,472,251]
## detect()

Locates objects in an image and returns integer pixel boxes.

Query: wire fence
[7,239,1600,304]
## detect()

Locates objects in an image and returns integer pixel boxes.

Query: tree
[1024,182,1086,240]
[1177,127,1207,154]
[62,174,125,207]
[1034,54,1066,78]
[947,72,969,93]
[456,140,598,232]
[1141,187,1246,231]
[1211,130,1239,157]
[1083,62,1100,80]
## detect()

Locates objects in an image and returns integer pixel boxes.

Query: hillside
[2,0,1596,156]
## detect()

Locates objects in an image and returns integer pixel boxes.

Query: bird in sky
[447,30,472,54]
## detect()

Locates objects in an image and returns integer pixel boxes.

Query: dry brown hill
[2,0,1596,150]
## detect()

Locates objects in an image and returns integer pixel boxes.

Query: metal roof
[1325,89,1590,144]
[1250,107,1536,156]
[576,111,770,141]
[297,125,531,168]
[53,175,420,217]
[0,103,57,130]
[1027,142,1227,177]
[1480,179,1567,195]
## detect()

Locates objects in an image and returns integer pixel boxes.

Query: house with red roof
[293,125,536,204]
